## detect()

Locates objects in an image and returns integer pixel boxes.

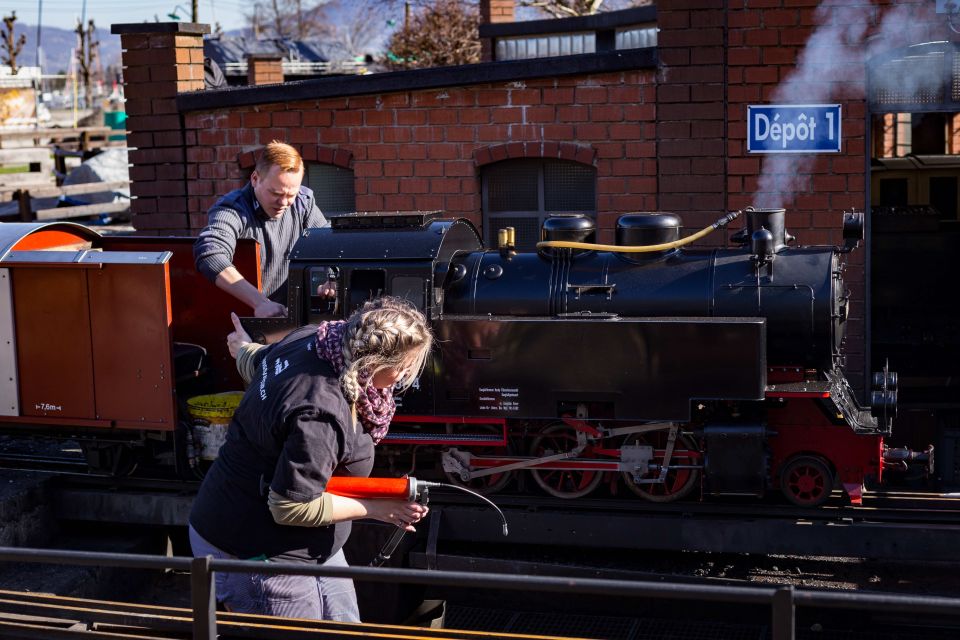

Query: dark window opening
[482,158,597,251]
[305,163,356,216]
[349,269,386,313]
[391,276,426,311]
[308,266,340,319]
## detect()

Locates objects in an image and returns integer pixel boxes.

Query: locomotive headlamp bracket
[841,211,864,253]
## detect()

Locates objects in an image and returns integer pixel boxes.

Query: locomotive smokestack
[734,208,792,252]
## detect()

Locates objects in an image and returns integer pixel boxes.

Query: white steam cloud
[754,2,942,209]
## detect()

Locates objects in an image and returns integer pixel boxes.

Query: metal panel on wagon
[0,269,18,416]
[87,257,176,428]
[13,267,96,419]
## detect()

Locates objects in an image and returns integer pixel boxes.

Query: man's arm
[216,267,286,318]
[194,203,285,318]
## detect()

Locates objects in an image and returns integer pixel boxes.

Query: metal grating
[869,44,951,108]
[954,51,960,102]
[510,612,639,639]
[616,25,658,50]
[544,161,597,211]
[485,162,539,212]
[444,605,767,640]
[444,604,960,640]
[496,33,596,61]
[305,163,356,215]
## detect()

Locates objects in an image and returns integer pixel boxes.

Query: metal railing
[1,545,959,640]
[222,60,367,76]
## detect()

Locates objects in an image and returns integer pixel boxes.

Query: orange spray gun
[325,476,509,566]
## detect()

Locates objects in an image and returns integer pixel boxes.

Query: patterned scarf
[315,321,395,444]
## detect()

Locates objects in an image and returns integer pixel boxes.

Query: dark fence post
[190,555,217,640]
[15,189,33,221]
[772,585,795,640]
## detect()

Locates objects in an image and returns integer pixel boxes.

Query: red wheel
[529,423,602,499]
[621,432,700,503]
[780,455,834,507]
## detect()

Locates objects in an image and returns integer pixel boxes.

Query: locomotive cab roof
[289,211,483,263]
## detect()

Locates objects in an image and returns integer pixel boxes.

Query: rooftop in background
[479,6,656,61]
[204,36,374,85]
[0,67,41,89]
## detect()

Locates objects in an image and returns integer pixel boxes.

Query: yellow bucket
[186,391,244,460]
[187,391,244,422]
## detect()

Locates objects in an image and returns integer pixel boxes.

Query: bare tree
[1,12,27,74]
[315,0,391,57]
[75,19,100,109]
[248,0,336,40]
[519,0,649,19]
[386,0,481,70]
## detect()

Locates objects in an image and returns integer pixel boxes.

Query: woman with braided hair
[189,296,433,621]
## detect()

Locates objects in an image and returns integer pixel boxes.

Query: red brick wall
[248,56,284,85]
[113,22,208,236]
[181,73,658,242]
[720,0,956,386]
[657,1,727,234]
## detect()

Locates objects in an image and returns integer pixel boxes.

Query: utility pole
[192,0,198,22]
[35,0,42,66]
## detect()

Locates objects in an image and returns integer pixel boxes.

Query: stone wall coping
[178,48,656,112]
[111,22,211,35]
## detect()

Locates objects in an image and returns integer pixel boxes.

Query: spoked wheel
[780,455,834,507]
[528,422,603,499]
[443,425,516,495]
[621,431,700,503]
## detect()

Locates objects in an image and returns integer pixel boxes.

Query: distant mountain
[11,22,122,75]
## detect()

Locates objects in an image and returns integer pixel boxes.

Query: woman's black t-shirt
[189,328,374,562]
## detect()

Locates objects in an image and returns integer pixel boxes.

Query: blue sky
[6,0,250,33]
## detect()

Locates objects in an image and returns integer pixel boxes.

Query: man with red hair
[194,141,328,317]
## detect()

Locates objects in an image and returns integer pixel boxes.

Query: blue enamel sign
[747,104,841,153]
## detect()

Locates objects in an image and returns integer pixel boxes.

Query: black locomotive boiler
[245,208,926,507]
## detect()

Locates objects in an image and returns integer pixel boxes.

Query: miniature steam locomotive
[0,210,930,506]
[241,208,926,506]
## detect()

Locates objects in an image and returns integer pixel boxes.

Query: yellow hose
[535,210,743,253]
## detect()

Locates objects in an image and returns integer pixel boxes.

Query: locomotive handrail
[2,545,960,640]
[535,209,742,253]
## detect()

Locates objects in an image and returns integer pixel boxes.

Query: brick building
[112,1,960,455]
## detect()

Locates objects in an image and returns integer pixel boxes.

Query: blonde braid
[339,322,365,405]
[338,297,433,404]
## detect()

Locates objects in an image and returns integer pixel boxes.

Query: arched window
[481,158,597,250]
[304,163,356,215]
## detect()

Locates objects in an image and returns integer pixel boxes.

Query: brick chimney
[111,21,210,235]
[247,52,285,86]
[479,0,515,62]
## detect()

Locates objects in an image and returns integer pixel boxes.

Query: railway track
[5,452,960,561]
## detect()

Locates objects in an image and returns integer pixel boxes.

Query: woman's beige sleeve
[267,489,335,527]
[236,342,266,385]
